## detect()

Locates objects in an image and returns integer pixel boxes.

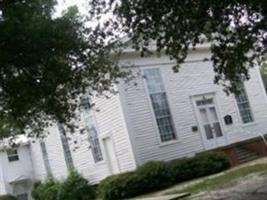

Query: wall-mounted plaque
[224,115,233,125]
[192,126,198,132]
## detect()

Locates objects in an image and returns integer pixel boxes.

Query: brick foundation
[214,137,267,166]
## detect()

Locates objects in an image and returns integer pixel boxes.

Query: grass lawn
[165,163,267,195]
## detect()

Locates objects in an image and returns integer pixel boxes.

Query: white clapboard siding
[66,91,136,183]
[92,92,137,173]
[29,89,136,184]
[2,46,267,195]
[30,125,69,181]
[118,48,267,165]
[0,145,34,194]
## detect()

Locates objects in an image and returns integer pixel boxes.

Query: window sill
[241,121,257,128]
[93,160,105,167]
[159,139,180,147]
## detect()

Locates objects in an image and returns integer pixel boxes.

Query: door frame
[102,135,120,175]
[191,92,228,150]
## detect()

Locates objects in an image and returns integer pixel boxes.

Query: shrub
[97,171,136,200]
[135,161,173,191]
[57,170,95,200]
[31,179,61,200]
[167,157,197,182]
[98,161,173,200]
[32,171,95,200]
[98,151,230,200]
[194,151,231,177]
[168,151,230,183]
[0,195,17,200]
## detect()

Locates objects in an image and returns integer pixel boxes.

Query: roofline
[122,42,211,54]
[0,135,30,151]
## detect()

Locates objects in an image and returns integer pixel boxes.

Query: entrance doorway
[193,94,227,149]
[102,137,120,174]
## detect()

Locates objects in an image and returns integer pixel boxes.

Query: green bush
[194,151,231,177]
[98,161,173,200]
[135,161,173,191]
[32,171,95,200]
[97,172,136,200]
[168,151,230,182]
[0,195,17,200]
[98,151,230,200]
[31,179,60,200]
[57,170,95,200]
[168,157,197,182]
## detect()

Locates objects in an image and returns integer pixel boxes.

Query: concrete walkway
[129,193,190,200]
[188,173,267,200]
[185,157,267,200]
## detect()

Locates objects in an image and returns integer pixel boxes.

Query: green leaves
[0,0,124,136]
[90,0,267,93]
[32,170,95,200]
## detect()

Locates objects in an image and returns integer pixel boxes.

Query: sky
[55,0,88,17]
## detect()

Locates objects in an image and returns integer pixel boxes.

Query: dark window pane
[58,123,74,169]
[235,85,253,124]
[7,149,19,162]
[204,124,213,140]
[213,122,223,137]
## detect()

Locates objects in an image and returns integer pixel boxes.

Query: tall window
[40,141,52,177]
[81,96,103,163]
[143,68,176,142]
[58,123,74,169]
[88,126,103,163]
[7,149,19,162]
[235,84,254,124]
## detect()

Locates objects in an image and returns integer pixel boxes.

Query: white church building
[1,44,267,199]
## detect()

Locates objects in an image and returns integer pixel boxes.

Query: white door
[194,95,226,150]
[12,181,30,200]
[103,137,120,175]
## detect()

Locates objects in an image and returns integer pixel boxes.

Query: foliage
[135,161,174,190]
[31,179,60,200]
[98,161,172,200]
[32,171,94,200]
[0,195,17,200]
[90,0,267,93]
[168,151,230,183]
[194,151,231,176]
[168,158,197,182]
[97,171,136,200]
[57,170,95,200]
[98,151,230,200]
[0,0,124,137]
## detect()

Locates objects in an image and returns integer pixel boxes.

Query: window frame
[142,67,177,144]
[235,84,254,124]
[81,96,104,164]
[7,149,19,162]
[57,123,74,170]
[88,128,104,163]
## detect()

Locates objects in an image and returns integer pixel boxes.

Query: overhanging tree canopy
[90,0,267,92]
[1,0,267,137]
[0,0,123,137]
